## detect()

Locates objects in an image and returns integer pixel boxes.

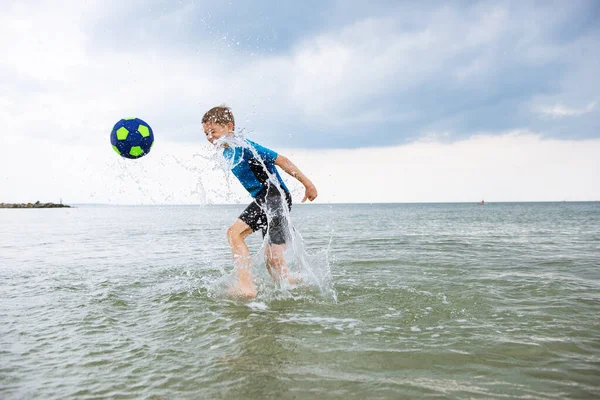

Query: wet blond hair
[202,105,235,129]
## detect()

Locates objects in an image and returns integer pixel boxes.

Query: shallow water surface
[1,202,599,399]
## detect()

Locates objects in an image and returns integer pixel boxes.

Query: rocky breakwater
[0,201,71,209]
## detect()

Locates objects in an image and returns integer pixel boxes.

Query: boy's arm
[274,155,318,203]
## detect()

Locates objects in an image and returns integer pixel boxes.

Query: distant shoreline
[0,201,71,209]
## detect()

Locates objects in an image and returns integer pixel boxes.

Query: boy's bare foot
[270,269,301,286]
[287,273,302,285]
[229,285,257,298]
[229,268,257,298]
[228,280,258,298]
[278,266,302,285]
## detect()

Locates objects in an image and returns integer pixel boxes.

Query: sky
[1,0,599,204]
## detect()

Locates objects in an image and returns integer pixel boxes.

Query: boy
[202,106,318,298]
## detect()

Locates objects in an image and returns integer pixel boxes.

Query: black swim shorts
[239,185,292,245]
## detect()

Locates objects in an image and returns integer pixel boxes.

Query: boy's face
[202,122,233,145]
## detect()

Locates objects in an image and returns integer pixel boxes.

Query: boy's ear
[227,122,234,131]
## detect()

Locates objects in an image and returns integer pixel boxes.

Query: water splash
[212,133,336,301]
[104,131,335,301]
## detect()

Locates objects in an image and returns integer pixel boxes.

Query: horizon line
[52,200,600,206]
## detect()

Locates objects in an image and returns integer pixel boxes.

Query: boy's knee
[265,246,284,266]
[265,253,278,266]
[226,225,237,242]
[227,223,249,243]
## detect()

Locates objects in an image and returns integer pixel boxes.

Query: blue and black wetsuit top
[223,139,289,198]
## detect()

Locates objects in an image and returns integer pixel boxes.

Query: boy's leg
[265,243,287,282]
[265,243,301,285]
[264,189,299,284]
[226,219,257,297]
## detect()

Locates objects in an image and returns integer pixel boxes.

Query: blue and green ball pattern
[110,118,154,159]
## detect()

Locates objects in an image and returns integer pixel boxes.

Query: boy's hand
[274,155,317,202]
[302,183,318,203]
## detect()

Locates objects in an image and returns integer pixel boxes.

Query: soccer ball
[110,118,154,159]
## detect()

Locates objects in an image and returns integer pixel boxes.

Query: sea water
[1,202,599,399]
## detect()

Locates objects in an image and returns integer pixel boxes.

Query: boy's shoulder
[246,138,260,148]
[247,139,276,152]
[224,138,278,163]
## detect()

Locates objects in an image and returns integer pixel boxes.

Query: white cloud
[285,7,511,118]
[288,132,600,203]
[1,1,599,205]
[527,30,600,123]
[536,102,597,118]
[1,132,598,204]
[1,0,568,146]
